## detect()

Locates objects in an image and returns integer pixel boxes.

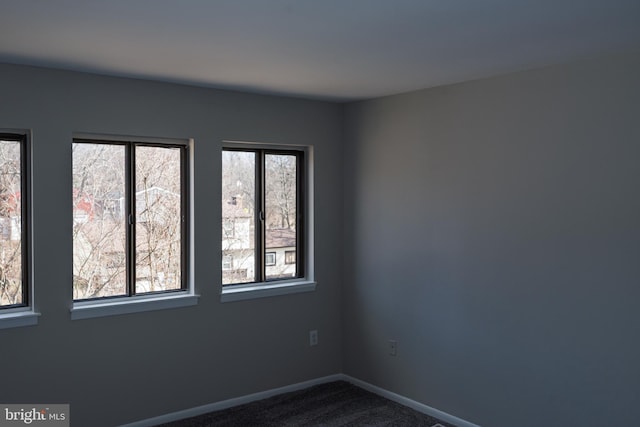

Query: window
[222,218,235,238]
[285,250,296,265]
[0,133,30,311]
[222,255,233,270]
[72,137,188,301]
[265,252,276,266]
[222,147,305,286]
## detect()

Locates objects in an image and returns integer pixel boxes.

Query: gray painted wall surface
[343,52,640,427]
[0,64,344,426]
[3,51,640,427]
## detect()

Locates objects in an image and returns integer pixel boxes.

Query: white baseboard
[341,375,480,427]
[120,373,479,427]
[120,374,343,427]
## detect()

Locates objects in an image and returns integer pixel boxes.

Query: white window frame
[265,252,277,266]
[0,129,39,329]
[221,141,315,302]
[70,133,198,320]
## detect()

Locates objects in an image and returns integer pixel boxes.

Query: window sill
[220,280,316,303]
[71,293,199,320]
[0,310,40,330]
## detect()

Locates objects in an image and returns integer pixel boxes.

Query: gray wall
[3,50,640,427]
[343,52,640,427]
[0,64,344,426]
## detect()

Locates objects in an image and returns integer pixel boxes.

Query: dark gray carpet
[157,381,456,427]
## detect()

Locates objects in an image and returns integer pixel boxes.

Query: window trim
[0,130,38,329]
[71,133,196,319]
[220,279,316,303]
[71,292,199,320]
[221,141,315,302]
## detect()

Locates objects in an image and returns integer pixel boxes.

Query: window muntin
[73,139,187,301]
[222,148,303,286]
[0,134,28,309]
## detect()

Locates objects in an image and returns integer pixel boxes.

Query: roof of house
[266,228,296,249]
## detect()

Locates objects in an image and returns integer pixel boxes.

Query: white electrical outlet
[389,340,397,356]
[309,330,318,346]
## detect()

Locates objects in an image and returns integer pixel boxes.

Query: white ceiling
[2,0,640,101]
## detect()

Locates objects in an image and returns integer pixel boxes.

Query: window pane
[265,252,276,266]
[265,154,297,280]
[222,255,233,270]
[0,140,23,307]
[73,143,127,299]
[222,151,255,284]
[135,146,182,293]
[285,250,296,265]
